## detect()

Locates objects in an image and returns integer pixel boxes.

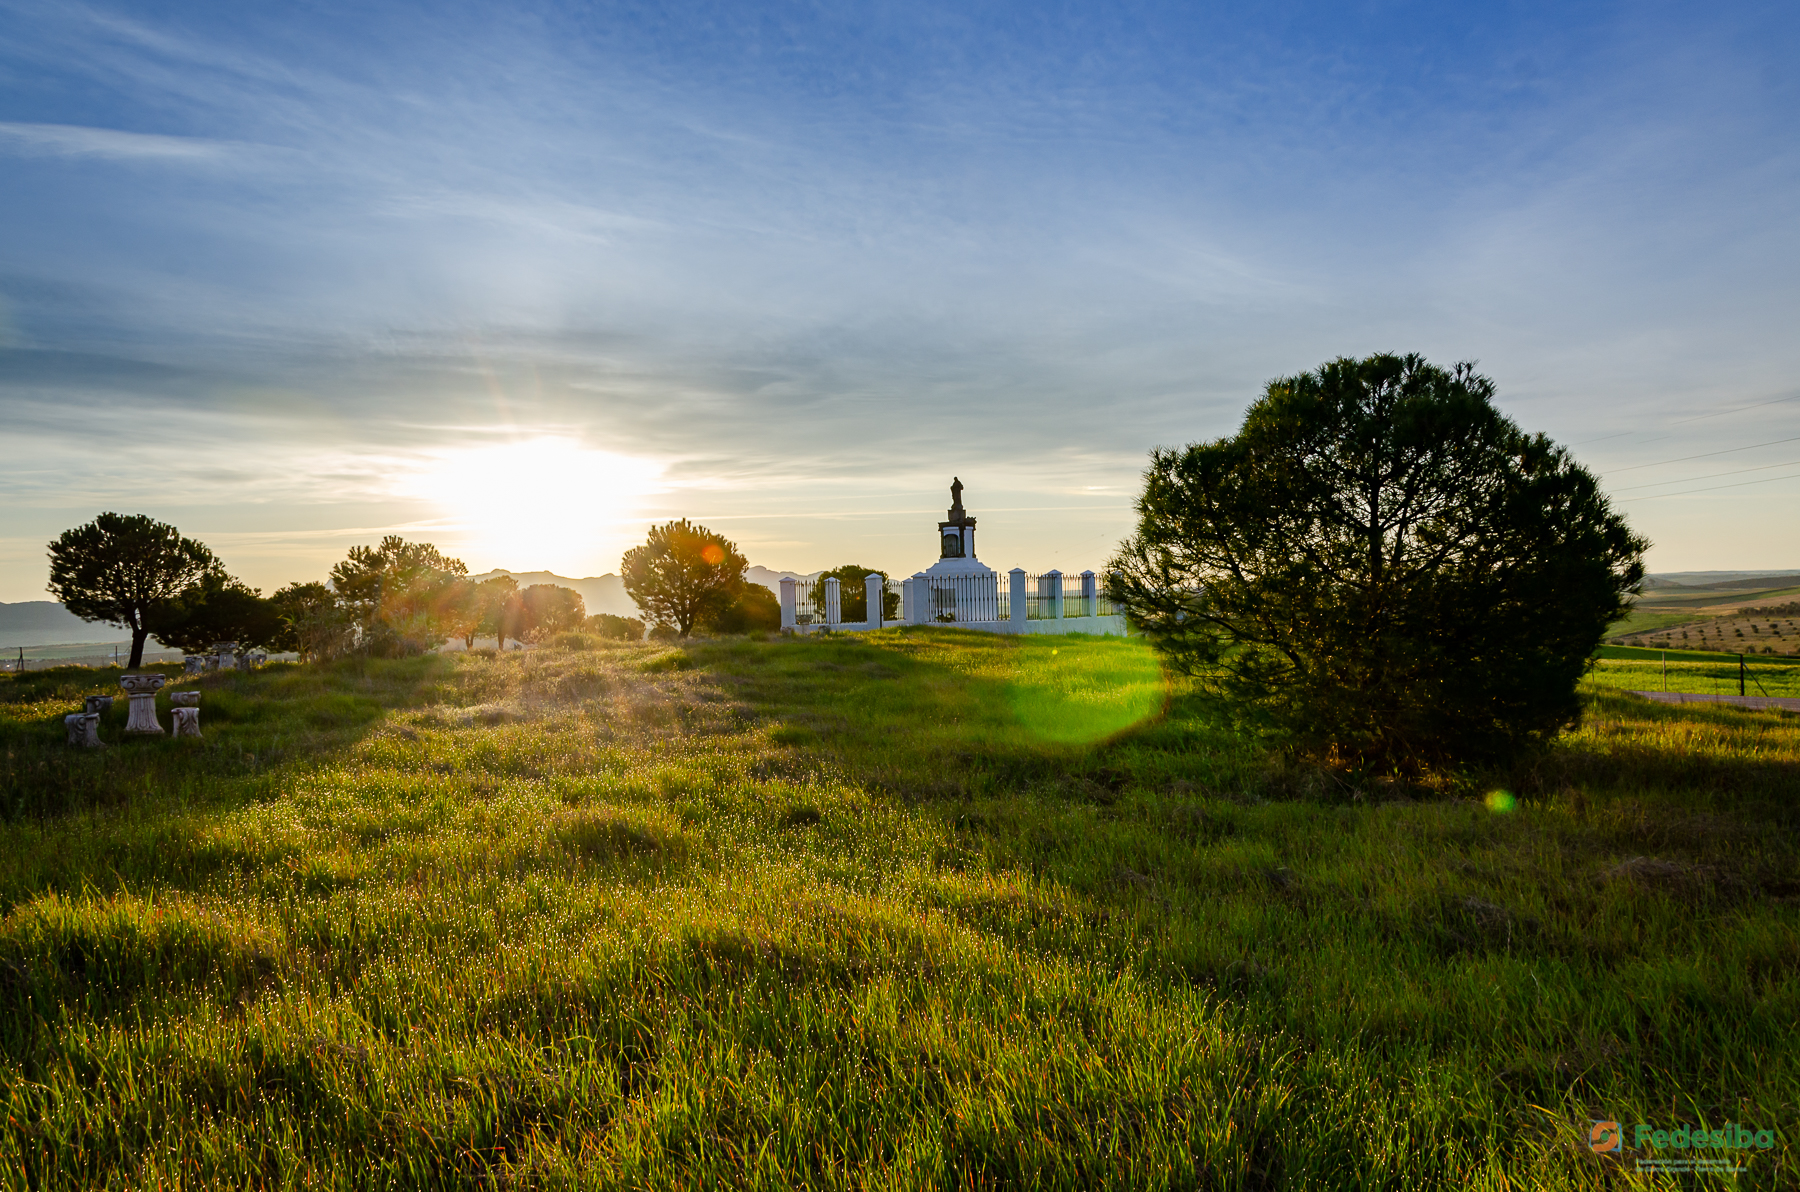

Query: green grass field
[1591,647,1800,698]
[2,631,1796,1188]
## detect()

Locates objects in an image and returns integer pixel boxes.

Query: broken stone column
[84,695,114,716]
[184,656,205,676]
[65,712,102,747]
[171,707,202,738]
[120,673,167,734]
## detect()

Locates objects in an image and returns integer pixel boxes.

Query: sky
[2,0,1797,601]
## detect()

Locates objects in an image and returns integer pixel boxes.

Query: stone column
[910,573,929,625]
[172,707,202,738]
[823,577,841,627]
[84,695,114,717]
[184,656,205,675]
[65,713,102,747]
[119,673,167,734]
[780,578,797,631]
[1009,569,1027,629]
[864,573,885,628]
[1045,569,1064,619]
[1080,570,1097,619]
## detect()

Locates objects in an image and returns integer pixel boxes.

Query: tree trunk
[128,627,148,669]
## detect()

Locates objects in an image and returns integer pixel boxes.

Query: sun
[407,438,664,575]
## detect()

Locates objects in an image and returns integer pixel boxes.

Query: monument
[916,478,1000,621]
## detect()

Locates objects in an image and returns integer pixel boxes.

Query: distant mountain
[0,601,121,648]
[3,564,820,646]
[468,565,818,618]
[1642,571,1800,592]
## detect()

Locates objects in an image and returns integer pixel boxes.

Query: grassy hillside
[1,632,1796,1188]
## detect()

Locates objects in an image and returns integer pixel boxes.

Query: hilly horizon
[6,568,1798,649]
[0,563,822,647]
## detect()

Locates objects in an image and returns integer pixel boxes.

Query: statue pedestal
[65,713,102,747]
[120,673,167,735]
[172,707,202,738]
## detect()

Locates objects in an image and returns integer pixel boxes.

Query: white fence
[780,570,1126,637]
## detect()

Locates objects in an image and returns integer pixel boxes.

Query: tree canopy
[1106,353,1646,772]
[621,520,747,638]
[511,584,586,643]
[328,536,468,655]
[145,573,289,655]
[46,512,220,668]
[269,582,353,661]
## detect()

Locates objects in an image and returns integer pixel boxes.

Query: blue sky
[2,0,1797,598]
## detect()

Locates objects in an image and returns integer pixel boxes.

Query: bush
[585,613,646,641]
[706,584,781,634]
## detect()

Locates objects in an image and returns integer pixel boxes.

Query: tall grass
[0,632,1795,1188]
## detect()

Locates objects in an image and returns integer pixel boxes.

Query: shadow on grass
[0,656,452,821]
[685,628,1258,803]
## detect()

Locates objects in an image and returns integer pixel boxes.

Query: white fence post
[910,573,929,624]
[1046,569,1064,619]
[1009,568,1027,628]
[864,573,885,628]
[1080,570,1096,618]
[780,578,797,631]
[824,577,841,627]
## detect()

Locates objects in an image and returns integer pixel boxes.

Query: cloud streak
[0,120,231,159]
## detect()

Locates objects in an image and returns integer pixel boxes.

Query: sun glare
[409,438,664,575]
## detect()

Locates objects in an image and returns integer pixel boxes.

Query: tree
[47,513,220,668]
[513,584,586,643]
[812,564,899,624]
[328,537,468,655]
[1106,353,1646,772]
[621,520,748,638]
[269,582,351,660]
[708,582,782,634]
[475,575,519,649]
[145,573,287,654]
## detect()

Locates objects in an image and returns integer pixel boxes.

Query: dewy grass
[0,632,1796,1189]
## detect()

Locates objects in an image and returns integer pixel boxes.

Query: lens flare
[1485,790,1516,814]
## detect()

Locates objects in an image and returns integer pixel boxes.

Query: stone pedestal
[65,712,102,747]
[120,673,167,735]
[84,695,114,716]
[184,656,205,675]
[171,707,202,738]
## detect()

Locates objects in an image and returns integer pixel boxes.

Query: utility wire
[1569,391,1800,448]
[1615,469,1800,502]
[1608,456,1800,494]
[1600,434,1800,475]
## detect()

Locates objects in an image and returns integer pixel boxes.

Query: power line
[1568,391,1800,448]
[1608,456,1800,494]
[1615,469,1800,502]
[1600,434,1800,476]
[1667,390,1800,427]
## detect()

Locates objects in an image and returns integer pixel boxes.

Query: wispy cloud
[0,121,231,160]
